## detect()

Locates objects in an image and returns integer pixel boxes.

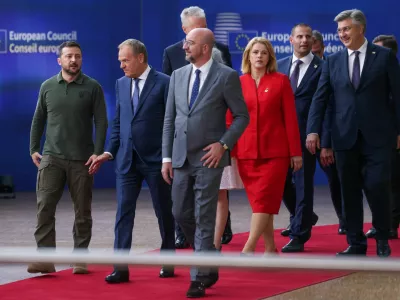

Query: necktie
[189,69,201,109]
[290,60,303,92]
[352,51,360,89]
[132,78,140,115]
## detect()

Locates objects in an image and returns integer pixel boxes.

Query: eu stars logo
[228,31,258,54]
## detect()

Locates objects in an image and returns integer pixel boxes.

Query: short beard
[63,66,81,76]
[185,55,195,63]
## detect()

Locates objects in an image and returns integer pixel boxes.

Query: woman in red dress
[236,37,302,255]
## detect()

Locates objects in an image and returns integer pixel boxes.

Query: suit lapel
[134,68,156,118]
[297,56,321,92]
[180,65,191,114]
[189,61,220,112]
[358,42,377,89]
[121,77,134,118]
[340,49,352,89]
[284,57,292,77]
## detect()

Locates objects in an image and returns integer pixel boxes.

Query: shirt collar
[134,65,151,82]
[192,58,213,75]
[347,38,368,56]
[292,51,314,65]
[57,71,84,84]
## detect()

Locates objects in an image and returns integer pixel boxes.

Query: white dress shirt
[348,38,368,80]
[187,58,214,104]
[105,65,151,159]
[163,58,214,163]
[290,51,314,87]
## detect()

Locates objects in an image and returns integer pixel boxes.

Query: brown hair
[241,37,277,74]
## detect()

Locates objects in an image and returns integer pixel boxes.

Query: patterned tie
[189,69,201,109]
[132,78,140,115]
[290,60,303,92]
[352,51,360,89]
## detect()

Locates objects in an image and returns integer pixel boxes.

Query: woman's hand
[291,156,303,172]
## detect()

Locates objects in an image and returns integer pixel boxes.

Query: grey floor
[1,186,389,299]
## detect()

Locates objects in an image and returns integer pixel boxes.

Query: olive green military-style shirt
[30,71,108,161]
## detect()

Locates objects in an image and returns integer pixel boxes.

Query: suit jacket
[277,55,328,147]
[162,40,232,75]
[107,68,170,174]
[307,42,400,150]
[231,72,302,159]
[162,60,249,168]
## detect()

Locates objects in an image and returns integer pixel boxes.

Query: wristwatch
[219,140,229,150]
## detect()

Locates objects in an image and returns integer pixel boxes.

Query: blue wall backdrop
[0,0,399,191]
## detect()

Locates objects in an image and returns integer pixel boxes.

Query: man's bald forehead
[187,28,215,44]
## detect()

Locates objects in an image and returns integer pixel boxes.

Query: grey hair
[312,30,324,46]
[118,39,148,63]
[180,6,206,26]
[211,47,226,65]
[334,9,367,32]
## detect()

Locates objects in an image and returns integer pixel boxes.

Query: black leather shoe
[389,229,398,239]
[377,240,391,257]
[186,281,205,298]
[105,270,129,283]
[281,225,291,237]
[338,226,347,235]
[159,266,175,278]
[281,238,304,253]
[221,214,233,245]
[312,213,319,226]
[336,246,367,256]
[175,235,190,249]
[366,227,376,238]
[199,271,219,288]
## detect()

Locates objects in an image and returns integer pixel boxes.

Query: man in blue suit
[307,9,400,257]
[162,6,233,249]
[90,39,175,282]
[277,24,323,252]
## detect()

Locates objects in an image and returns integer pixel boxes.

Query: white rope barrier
[0,247,398,272]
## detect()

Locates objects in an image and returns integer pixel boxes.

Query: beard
[63,64,81,76]
[185,53,196,63]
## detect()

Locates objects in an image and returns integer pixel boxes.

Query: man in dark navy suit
[90,39,175,282]
[365,35,399,240]
[162,6,233,249]
[277,24,323,252]
[307,9,400,257]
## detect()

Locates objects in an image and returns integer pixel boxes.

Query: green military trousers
[35,155,93,249]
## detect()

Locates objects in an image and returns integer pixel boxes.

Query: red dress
[232,72,302,214]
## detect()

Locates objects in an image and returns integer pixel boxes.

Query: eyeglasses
[183,40,196,46]
[337,26,352,34]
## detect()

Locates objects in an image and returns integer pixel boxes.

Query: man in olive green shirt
[28,41,108,275]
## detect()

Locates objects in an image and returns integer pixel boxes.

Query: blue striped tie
[132,78,140,115]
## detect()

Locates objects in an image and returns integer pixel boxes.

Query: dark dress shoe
[338,227,347,235]
[336,246,367,256]
[312,213,319,226]
[186,281,205,298]
[221,219,233,245]
[281,238,304,253]
[281,225,291,237]
[199,270,219,288]
[389,229,398,239]
[175,235,190,249]
[105,270,129,283]
[159,266,175,278]
[377,240,391,257]
[366,227,377,238]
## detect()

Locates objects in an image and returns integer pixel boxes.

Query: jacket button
[184,131,187,134]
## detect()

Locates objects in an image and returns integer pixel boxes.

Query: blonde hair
[241,37,277,74]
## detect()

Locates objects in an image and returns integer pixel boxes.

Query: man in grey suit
[162,28,249,298]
